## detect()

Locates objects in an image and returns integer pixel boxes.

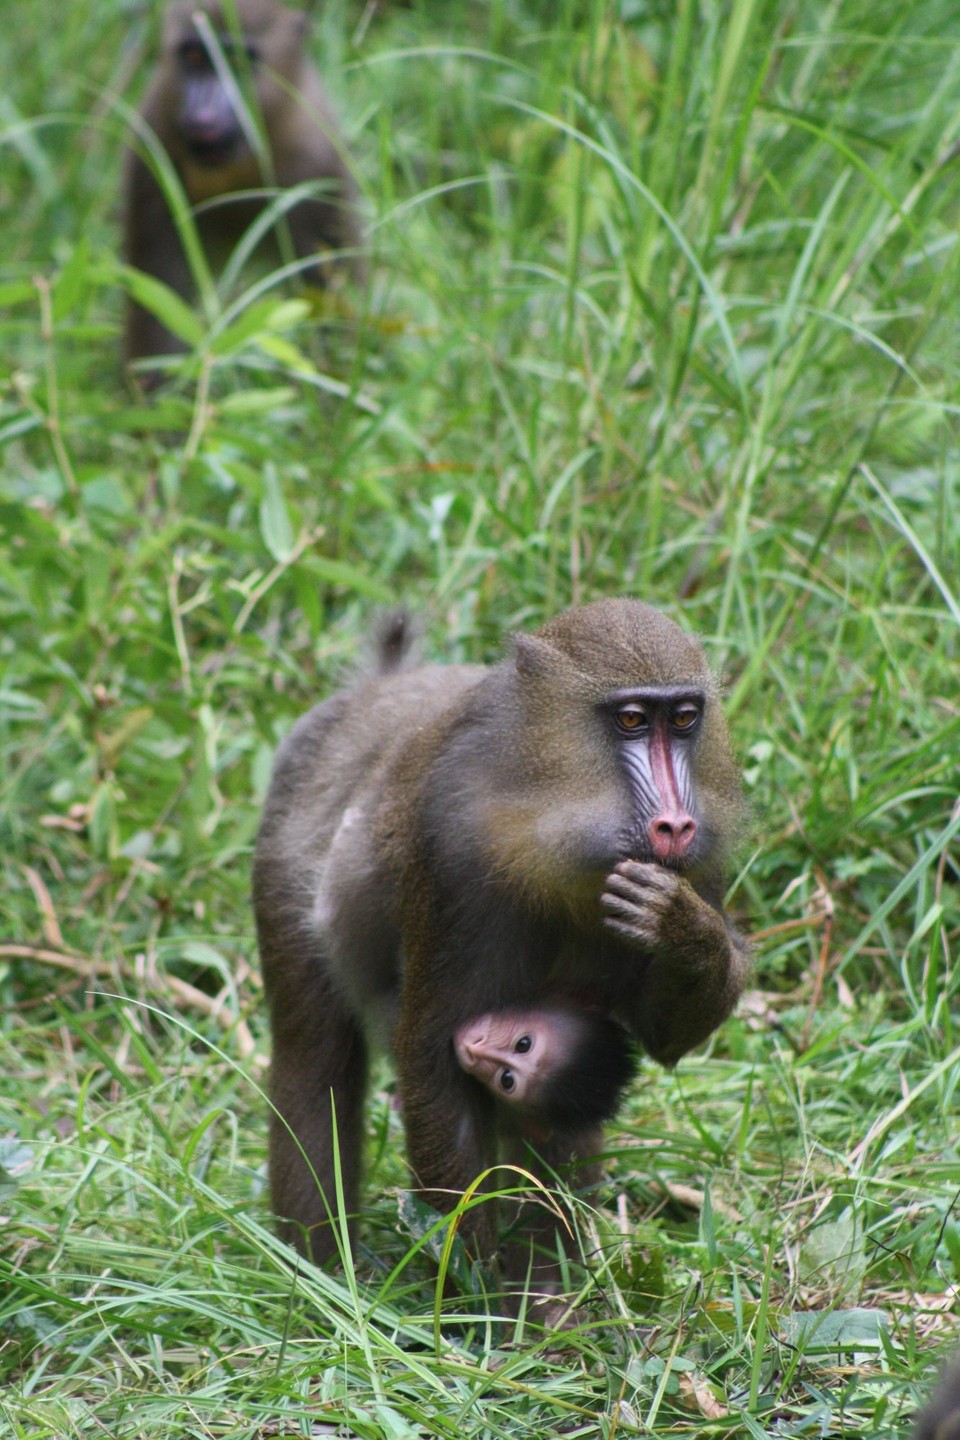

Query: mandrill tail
[369,609,423,675]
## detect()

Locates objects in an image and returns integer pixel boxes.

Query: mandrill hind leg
[267,956,367,1264]
[496,1126,606,1308]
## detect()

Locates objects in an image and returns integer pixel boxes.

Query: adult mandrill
[912,1354,960,1440]
[254,600,750,1278]
[123,0,363,381]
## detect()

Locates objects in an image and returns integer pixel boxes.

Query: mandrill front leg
[601,859,749,1066]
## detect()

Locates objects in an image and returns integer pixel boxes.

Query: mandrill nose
[458,1028,489,1065]
[648,810,697,862]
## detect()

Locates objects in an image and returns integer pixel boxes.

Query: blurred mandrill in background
[123,0,363,382]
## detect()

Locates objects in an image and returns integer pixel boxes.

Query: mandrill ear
[513,633,564,680]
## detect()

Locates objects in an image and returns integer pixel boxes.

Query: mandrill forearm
[602,859,749,1065]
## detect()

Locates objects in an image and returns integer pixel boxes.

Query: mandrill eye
[499,1069,516,1093]
[514,1034,532,1053]
[671,704,701,732]
[180,41,207,69]
[615,704,648,733]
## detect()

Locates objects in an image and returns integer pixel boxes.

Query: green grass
[1,0,959,1434]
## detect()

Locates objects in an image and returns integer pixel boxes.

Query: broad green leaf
[120,265,205,346]
[258,463,295,563]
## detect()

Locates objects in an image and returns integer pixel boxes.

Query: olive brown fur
[253,598,750,1277]
[912,1355,960,1440]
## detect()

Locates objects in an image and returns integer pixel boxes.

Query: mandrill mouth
[184,133,243,166]
[641,851,692,875]
[622,827,699,874]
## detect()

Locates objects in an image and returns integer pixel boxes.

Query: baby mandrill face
[453,1006,587,1108]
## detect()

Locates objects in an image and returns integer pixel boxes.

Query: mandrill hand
[601,859,688,948]
[600,858,747,1065]
[602,858,723,952]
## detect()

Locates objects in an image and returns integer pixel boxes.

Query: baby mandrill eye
[499,1069,516,1092]
[514,1034,532,1053]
